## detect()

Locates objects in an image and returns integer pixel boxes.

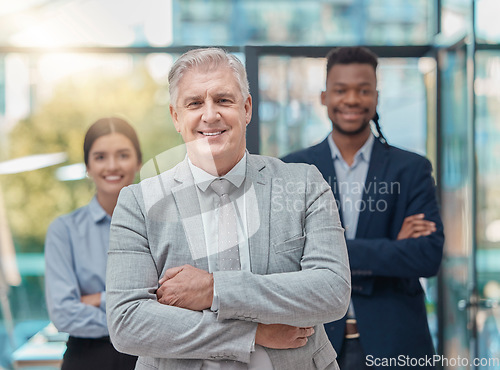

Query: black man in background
[282,46,444,370]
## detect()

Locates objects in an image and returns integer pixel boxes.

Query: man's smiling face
[321,63,378,137]
[170,66,252,176]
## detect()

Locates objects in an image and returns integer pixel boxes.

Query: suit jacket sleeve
[214,165,351,327]
[106,186,257,363]
[348,158,444,278]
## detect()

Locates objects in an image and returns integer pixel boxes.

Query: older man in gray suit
[106,47,351,370]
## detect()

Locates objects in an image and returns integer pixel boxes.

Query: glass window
[0,0,436,48]
[439,45,474,364]
[441,0,471,38]
[259,56,428,158]
[475,50,500,362]
[0,0,173,47]
[0,51,183,361]
[173,0,434,46]
[476,0,500,43]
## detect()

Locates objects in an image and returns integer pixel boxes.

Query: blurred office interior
[0,0,499,369]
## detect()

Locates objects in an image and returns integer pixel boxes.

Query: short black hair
[326,47,378,76]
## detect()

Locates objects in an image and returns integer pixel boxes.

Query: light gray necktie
[210,179,247,369]
[210,178,241,271]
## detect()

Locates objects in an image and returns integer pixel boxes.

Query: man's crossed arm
[397,213,436,240]
[156,265,315,349]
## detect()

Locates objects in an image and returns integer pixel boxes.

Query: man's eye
[188,101,201,107]
[334,89,345,94]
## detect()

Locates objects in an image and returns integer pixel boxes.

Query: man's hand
[397,213,436,240]
[81,292,101,307]
[156,264,214,311]
[255,323,315,349]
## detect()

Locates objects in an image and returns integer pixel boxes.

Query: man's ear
[320,91,326,106]
[244,95,252,125]
[170,105,181,133]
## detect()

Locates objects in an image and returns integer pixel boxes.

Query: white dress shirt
[187,153,274,370]
[327,134,374,239]
[328,133,374,319]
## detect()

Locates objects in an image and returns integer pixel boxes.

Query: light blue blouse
[45,196,110,338]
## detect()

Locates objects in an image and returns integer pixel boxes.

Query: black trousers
[61,336,137,370]
[337,337,371,370]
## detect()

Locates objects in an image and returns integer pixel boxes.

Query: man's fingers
[398,214,436,240]
[405,214,436,229]
[412,229,434,238]
[409,221,436,232]
[291,327,313,348]
[299,327,315,338]
[156,284,176,305]
[255,323,316,349]
[157,265,214,311]
[159,265,186,284]
[405,216,435,230]
[404,213,425,223]
[292,337,308,348]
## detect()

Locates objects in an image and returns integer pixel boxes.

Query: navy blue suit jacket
[282,136,444,367]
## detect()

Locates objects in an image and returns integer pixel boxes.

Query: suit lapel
[355,139,389,238]
[245,155,270,275]
[171,159,209,271]
[311,138,343,224]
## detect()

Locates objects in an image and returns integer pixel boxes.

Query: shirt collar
[188,152,247,192]
[328,133,375,165]
[88,196,109,223]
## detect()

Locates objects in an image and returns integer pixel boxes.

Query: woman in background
[45,117,141,369]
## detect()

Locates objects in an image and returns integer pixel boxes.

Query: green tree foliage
[4,62,183,252]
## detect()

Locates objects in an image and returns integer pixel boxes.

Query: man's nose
[344,90,360,105]
[202,102,219,123]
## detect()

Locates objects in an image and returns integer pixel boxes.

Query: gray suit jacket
[106,154,350,370]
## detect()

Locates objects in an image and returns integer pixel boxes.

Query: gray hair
[168,48,250,107]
